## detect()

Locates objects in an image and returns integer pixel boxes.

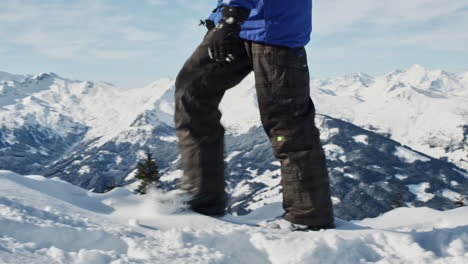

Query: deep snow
[1,170,467,264]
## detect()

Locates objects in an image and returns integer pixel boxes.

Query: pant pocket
[270,47,310,100]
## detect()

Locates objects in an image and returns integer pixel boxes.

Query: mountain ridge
[0,65,466,220]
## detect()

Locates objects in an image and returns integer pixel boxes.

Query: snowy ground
[1,170,467,264]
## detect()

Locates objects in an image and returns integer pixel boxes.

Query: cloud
[311,0,468,56]
[391,19,468,51]
[121,27,166,42]
[146,0,213,13]
[146,0,168,6]
[357,9,468,52]
[313,0,468,34]
[91,49,148,59]
[1,0,466,86]
[368,0,468,25]
[0,0,166,59]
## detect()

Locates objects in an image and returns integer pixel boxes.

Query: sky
[1,0,467,88]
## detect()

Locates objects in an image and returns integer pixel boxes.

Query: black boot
[187,192,227,216]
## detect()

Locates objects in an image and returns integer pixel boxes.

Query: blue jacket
[208,0,312,48]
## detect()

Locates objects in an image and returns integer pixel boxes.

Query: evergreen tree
[388,184,404,211]
[454,191,466,208]
[134,151,159,194]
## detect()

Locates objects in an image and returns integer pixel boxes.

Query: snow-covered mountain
[311,64,468,170]
[1,170,467,264]
[0,67,466,220]
[0,73,175,176]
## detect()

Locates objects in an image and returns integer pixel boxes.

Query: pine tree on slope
[454,191,466,208]
[134,151,159,194]
[388,184,404,211]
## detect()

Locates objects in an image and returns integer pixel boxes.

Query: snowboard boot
[186,192,227,217]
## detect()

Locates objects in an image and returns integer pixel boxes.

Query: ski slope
[1,170,467,264]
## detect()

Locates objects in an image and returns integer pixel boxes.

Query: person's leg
[249,42,334,227]
[175,33,252,215]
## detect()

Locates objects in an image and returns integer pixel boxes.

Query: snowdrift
[0,170,467,264]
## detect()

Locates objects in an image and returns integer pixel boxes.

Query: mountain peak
[31,72,60,81]
[407,64,427,73]
[349,72,374,86]
[385,65,428,79]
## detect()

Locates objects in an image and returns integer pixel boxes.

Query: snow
[231,180,252,199]
[115,156,123,165]
[311,65,468,170]
[245,185,283,211]
[352,134,369,145]
[159,136,178,142]
[1,66,466,171]
[394,146,431,163]
[331,196,341,205]
[407,182,435,202]
[1,170,467,263]
[252,169,280,185]
[319,127,340,141]
[344,173,356,179]
[159,169,183,183]
[1,67,468,262]
[225,151,242,162]
[78,165,90,174]
[323,144,346,162]
[441,189,462,202]
[220,74,262,135]
[242,169,283,211]
[0,73,176,148]
[246,167,259,176]
[395,173,408,180]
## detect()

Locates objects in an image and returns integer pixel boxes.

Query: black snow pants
[174,32,334,226]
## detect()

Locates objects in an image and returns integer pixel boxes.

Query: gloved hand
[208,6,250,63]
